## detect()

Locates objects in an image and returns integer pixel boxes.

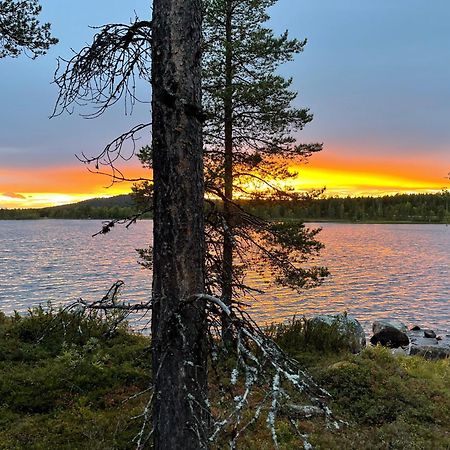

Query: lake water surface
[0,220,448,333]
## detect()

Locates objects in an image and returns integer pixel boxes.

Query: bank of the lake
[0,309,448,449]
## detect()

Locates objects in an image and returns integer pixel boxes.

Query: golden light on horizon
[0,193,119,209]
[0,165,145,209]
[0,154,446,209]
[236,161,445,199]
[287,165,445,197]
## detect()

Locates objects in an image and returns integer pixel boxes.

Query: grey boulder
[373,319,408,335]
[310,313,366,353]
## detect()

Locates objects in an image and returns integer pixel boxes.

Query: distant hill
[71,195,134,208]
[0,194,144,220]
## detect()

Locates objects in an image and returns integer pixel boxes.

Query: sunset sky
[1,0,449,208]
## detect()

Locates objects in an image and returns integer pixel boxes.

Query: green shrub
[0,310,449,449]
[267,316,358,355]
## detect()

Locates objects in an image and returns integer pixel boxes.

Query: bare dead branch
[59,285,340,448]
[76,122,152,183]
[52,18,152,119]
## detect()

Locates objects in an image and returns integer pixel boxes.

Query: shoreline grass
[0,308,448,449]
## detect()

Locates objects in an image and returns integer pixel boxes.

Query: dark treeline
[0,192,448,222]
[240,192,450,223]
[0,205,143,220]
[0,195,147,220]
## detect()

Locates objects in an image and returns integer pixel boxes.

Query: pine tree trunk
[151,0,208,448]
[222,0,234,343]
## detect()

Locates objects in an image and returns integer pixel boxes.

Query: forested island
[1,192,448,223]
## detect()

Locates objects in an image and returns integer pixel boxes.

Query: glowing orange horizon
[0,153,447,209]
[0,165,148,209]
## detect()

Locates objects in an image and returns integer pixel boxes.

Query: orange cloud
[2,192,26,199]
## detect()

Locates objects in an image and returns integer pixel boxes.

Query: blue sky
[1,0,449,207]
[272,0,450,153]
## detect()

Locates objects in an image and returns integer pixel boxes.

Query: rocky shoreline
[312,314,450,360]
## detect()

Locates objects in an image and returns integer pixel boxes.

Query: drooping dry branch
[53,18,152,119]
[60,283,340,449]
[76,122,152,183]
[91,207,152,237]
[52,18,152,182]
[74,280,151,311]
[200,293,342,449]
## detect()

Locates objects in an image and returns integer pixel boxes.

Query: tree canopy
[200,0,327,316]
[0,0,57,58]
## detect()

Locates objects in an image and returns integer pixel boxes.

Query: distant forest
[242,192,450,223]
[0,192,449,223]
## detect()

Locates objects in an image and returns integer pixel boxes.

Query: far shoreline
[0,217,448,225]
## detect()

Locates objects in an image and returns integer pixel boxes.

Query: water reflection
[0,220,448,333]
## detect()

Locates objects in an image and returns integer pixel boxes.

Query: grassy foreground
[0,308,448,449]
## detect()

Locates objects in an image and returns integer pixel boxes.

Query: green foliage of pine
[203,0,320,168]
[0,0,58,58]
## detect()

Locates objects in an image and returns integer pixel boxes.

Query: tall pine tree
[132,0,328,319]
[151,0,208,447]
[201,0,328,319]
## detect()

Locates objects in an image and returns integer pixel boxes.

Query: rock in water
[373,319,408,335]
[371,318,410,348]
[370,327,410,348]
[310,313,366,353]
[408,329,450,360]
[423,330,437,339]
[410,325,421,331]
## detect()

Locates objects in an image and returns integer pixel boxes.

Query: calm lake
[0,220,449,333]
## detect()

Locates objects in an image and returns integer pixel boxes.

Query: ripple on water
[0,220,449,333]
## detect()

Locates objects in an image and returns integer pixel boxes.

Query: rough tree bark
[151,0,208,448]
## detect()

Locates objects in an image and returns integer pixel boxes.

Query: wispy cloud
[2,192,26,200]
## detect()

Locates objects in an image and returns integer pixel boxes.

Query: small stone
[391,347,408,357]
[436,336,443,341]
[410,325,421,331]
[284,404,325,419]
[424,330,437,339]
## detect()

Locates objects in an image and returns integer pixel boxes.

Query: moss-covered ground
[0,309,448,449]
